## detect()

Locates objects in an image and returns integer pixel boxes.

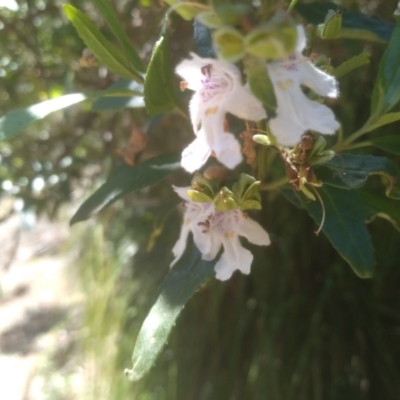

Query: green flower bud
[253,134,271,146]
[213,27,245,63]
[191,173,214,199]
[317,9,342,39]
[245,19,297,59]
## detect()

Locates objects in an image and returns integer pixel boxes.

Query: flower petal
[299,61,339,98]
[181,133,212,173]
[238,217,270,246]
[171,218,191,267]
[224,85,266,122]
[214,235,253,280]
[213,132,243,169]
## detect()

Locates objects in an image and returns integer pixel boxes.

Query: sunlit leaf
[144,27,180,116]
[70,152,181,225]
[63,5,143,83]
[316,154,400,199]
[91,0,145,72]
[126,245,216,381]
[0,94,86,141]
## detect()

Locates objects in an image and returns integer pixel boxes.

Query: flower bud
[213,27,245,62]
[317,9,342,39]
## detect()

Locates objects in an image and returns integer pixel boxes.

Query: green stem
[259,176,288,191]
[334,140,373,152]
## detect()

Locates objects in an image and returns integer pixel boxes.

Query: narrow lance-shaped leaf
[0,94,86,141]
[284,185,375,278]
[0,83,144,140]
[316,154,400,199]
[144,26,180,115]
[91,0,145,72]
[63,5,143,83]
[126,245,216,381]
[70,152,181,225]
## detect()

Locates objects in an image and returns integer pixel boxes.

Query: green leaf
[63,5,143,83]
[333,52,371,78]
[70,152,181,225]
[371,135,400,156]
[360,112,400,135]
[0,93,87,141]
[144,27,180,116]
[126,246,216,381]
[196,11,224,29]
[243,55,276,117]
[360,190,400,232]
[91,0,145,72]
[371,18,400,115]
[91,79,144,111]
[317,154,400,199]
[301,186,375,278]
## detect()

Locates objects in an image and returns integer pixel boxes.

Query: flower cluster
[172,24,339,280]
[172,187,270,281]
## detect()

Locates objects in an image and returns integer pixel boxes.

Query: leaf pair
[64,3,144,83]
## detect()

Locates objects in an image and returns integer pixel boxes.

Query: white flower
[171,186,270,281]
[176,54,266,173]
[267,26,340,146]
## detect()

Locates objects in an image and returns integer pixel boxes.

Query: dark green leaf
[371,135,400,156]
[126,245,216,381]
[371,18,400,114]
[317,154,400,199]
[92,0,145,72]
[360,190,400,232]
[144,28,180,116]
[63,5,143,83]
[70,152,181,225]
[0,93,87,141]
[301,186,375,278]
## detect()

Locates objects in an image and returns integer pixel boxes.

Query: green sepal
[240,199,262,211]
[187,190,213,203]
[213,27,245,63]
[191,173,215,199]
[214,187,239,211]
[245,19,297,59]
[316,9,342,39]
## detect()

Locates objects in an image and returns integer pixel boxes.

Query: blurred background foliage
[2,0,400,399]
